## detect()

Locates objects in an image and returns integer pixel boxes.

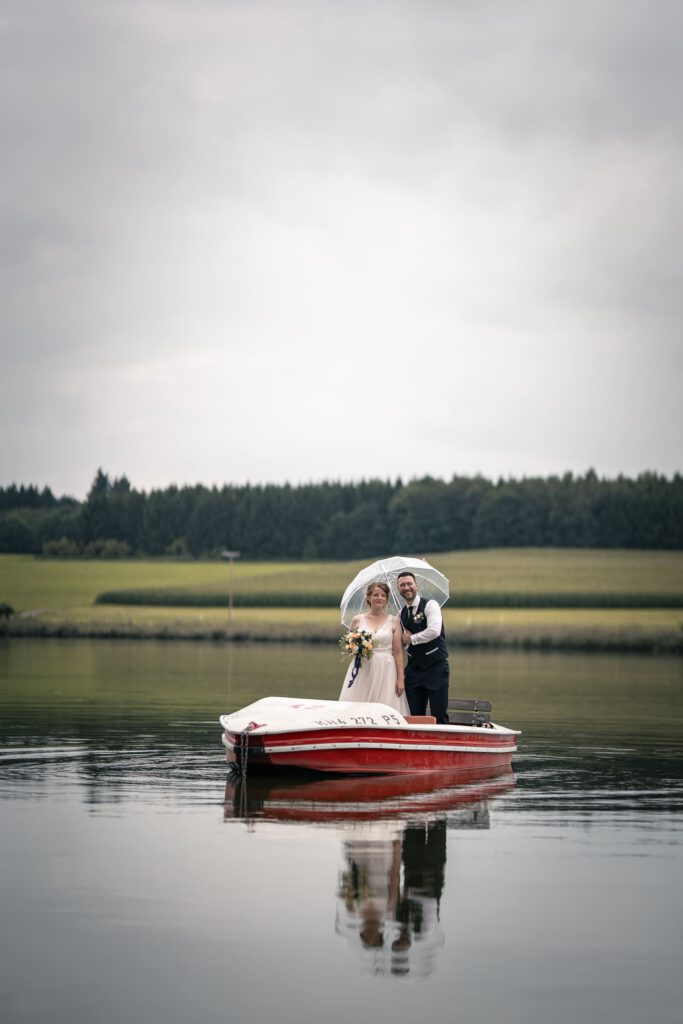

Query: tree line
[0,468,681,559]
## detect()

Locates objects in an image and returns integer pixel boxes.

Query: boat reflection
[223,764,515,826]
[223,767,515,978]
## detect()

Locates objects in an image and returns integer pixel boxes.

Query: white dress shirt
[406,596,443,645]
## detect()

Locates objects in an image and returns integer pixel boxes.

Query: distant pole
[220,549,241,622]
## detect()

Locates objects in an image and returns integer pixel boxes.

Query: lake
[1,638,682,1023]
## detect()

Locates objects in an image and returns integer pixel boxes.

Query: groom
[397,571,450,724]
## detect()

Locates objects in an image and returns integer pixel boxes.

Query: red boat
[219,696,519,775]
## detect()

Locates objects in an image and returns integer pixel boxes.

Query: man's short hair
[397,571,416,582]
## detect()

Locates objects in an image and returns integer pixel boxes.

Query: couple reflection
[336,818,446,978]
[224,768,515,979]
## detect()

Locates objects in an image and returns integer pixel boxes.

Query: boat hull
[220,697,519,776]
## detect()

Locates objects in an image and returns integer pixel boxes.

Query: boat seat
[404,715,437,725]
[448,698,493,727]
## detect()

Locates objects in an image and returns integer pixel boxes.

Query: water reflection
[224,767,515,978]
[223,765,514,825]
[2,642,682,1019]
[336,818,446,978]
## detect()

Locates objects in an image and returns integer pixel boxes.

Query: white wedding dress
[339,615,409,715]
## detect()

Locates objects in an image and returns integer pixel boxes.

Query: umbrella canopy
[340,556,449,627]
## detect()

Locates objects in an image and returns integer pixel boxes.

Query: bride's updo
[365,580,390,605]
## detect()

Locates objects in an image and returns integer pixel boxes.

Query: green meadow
[2,550,682,651]
[4,548,683,606]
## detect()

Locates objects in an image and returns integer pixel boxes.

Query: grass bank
[2,551,682,652]
[4,606,682,652]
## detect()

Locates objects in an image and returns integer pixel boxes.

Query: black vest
[400,597,448,667]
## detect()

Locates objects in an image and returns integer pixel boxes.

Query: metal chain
[240,726,249,782]
[236,722,255,819]
[239,721,256,781]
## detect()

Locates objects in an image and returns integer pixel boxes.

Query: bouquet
[339,629,375,661]
[339,628,374,689]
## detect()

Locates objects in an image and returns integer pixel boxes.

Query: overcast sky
[1,0,681,499]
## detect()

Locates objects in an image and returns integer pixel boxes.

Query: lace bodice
[359,614,394,654]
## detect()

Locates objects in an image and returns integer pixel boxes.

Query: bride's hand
[396,681,404,696]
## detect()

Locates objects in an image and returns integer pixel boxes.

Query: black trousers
[404,659,450,724]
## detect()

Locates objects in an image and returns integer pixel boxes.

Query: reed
[94,587,683,609]
[2,605,682,653]
[3,612,681,652]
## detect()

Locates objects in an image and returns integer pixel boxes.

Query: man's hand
[402,630,412,647]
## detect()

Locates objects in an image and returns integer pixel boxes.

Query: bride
[339,581,409,715]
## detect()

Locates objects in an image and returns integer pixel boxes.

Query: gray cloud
[1,0,681,496]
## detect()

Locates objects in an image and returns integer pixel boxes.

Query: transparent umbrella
[340,556,449,627]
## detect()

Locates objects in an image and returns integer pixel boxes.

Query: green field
[2,550,682,651]
[3,548,683,607]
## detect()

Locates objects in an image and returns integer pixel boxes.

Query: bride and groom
[339,571,450,724]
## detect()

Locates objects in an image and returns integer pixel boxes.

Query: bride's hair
[365,581,390,604]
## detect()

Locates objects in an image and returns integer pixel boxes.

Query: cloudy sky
[1,0,681,498]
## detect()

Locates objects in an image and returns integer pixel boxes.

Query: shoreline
[3,617,681,653]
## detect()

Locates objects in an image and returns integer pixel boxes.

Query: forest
[1,468,681,560]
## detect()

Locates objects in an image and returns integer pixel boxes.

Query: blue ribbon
[347,654,362,687]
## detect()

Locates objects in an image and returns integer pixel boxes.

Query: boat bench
[447,698,493,727]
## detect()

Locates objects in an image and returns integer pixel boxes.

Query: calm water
[1,639,682,1024]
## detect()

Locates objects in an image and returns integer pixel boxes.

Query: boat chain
[238,721,257,781]
[233,723,256,818]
